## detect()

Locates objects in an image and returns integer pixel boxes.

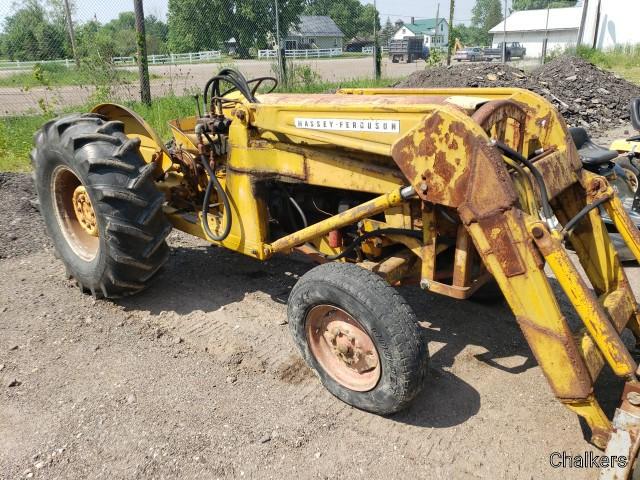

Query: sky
[0,0,515,27]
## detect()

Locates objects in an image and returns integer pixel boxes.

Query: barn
[489,7,582,58]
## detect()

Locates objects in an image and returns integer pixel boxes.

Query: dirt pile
[396,62,529,89]
[530,56,640,131]
[396,56,640,135]
[0,172,50,259]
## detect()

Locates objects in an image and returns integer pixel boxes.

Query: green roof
[402,18,445,35]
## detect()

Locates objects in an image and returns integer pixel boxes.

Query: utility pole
[446,0,455,65]
[541,0,551,64]
[502,0,508,63]
[434,3,440,49]
[576,0,590,46]
[275,0,286,87]
[62,0,79,67]
[373,0,380,79]
[133,0,151,105]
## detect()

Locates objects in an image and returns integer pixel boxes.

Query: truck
[388,36,428,63]
[483,42,527,61]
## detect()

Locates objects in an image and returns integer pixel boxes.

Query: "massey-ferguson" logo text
[294,118,400,133]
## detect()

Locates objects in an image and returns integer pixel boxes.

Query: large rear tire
[32,113,171,298]
[288,262,429,414]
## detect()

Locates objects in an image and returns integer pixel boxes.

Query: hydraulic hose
[492,140,555,225]
[203,68,258,111]
[199,154,232,242]
[325,228,423,261]
[561,196,610,236]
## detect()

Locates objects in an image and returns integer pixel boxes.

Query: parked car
[483,42,527,61]
[453,47,484,62]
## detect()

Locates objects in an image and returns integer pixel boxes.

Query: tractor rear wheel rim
[52,166,99,262]
[306,305,381,392]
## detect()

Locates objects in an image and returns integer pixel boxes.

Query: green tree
[471,0,503,45]
[305,0,380,40]
[450,24,487,47]
[145,15,169,54]
[2,0,68,60]
[512,0,576,10]
[380,17,396,46]
[167,0,304,56]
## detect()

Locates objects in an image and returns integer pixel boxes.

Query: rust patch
[433,151,455,184]
[391,104,518,219]
[477,213,526,277]
[533,151,578,200]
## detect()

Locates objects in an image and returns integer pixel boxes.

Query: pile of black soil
[396,55,640,135]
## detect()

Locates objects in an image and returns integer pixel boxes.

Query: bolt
[420,279,430,290]
[627,391,640,406]
[236,110,246,121]
[419,182,428,193]
[531,226,545,239]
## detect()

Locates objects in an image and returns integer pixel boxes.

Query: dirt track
[0,57,425,116]
[1,166,639,479]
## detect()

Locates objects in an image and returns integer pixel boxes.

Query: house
[578,0,640,50]
[284,16,345,50]
[489,7,582,58]
[392,18,449,49]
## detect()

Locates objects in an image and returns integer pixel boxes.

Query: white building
[579,0,640,50]
[489,7,582,58]
[392,18,449,49]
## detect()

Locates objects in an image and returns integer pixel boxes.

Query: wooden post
[62,0,80,68]
[446,0,455,65]
[133,0,151,105]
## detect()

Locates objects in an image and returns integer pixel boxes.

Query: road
[0,57,425,116]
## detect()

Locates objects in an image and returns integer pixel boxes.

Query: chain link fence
[0,0,435,118]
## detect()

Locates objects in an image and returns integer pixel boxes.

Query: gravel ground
[1,131,639,479]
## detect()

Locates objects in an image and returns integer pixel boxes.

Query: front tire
[288,263,429,414]
[32,113,171,298]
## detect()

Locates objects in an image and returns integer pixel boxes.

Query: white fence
[112,50,222,65]
[0,58,75,70]
[257,48,343,59]
[0,50,222,70]
[361,46,389,54]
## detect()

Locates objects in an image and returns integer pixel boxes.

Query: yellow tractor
[610,97,640,193]
[32,68,640,477]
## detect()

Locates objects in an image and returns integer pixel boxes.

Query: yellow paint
[92,86,640,446]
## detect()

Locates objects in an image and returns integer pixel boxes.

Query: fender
[91,103,173,173]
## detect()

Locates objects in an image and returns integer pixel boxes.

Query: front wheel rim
[51,166,99,262]
[305,305,381,392]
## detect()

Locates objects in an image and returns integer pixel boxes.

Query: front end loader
[32,69,640,477]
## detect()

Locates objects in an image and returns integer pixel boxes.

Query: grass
[0,63,151,88]
[574,44,640,85]
[611,67,640,85]
[0,76,397,172]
